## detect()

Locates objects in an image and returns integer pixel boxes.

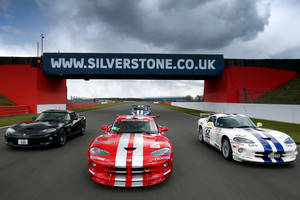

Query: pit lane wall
[0,105,29,116]
[170,102,300,124]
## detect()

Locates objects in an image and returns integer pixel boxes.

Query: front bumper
[88,157,172,187]
[5,135,56,147]
[231,143,297,163]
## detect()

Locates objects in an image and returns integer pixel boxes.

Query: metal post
[40,33,44,55]
[37,42,39,57]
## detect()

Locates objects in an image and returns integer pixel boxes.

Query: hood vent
[125,147,136,151]
[262,137,271,140]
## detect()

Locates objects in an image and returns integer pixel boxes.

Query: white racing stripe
[132,134,144,168]
[115,134,130,168]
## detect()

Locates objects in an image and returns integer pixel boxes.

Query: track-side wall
[204,66,297,103]
[0,64,67,113]
[171,102,300,124]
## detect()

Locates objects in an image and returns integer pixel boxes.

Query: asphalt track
[0,103,299,200]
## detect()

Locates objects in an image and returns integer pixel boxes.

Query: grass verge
[0,94,15,106]
[0,102,129,128]
[158,103,300,144]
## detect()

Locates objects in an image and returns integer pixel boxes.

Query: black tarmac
[0,103,299,200]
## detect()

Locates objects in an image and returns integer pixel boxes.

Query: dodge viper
[130,104,152,116]
[5,110,86,147]
[88,115,173,187]
[197,113,297,163]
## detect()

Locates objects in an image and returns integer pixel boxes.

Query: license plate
[18,139,28,145]
[268,153,280,158]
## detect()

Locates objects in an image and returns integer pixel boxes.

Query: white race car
[197,113,297,163]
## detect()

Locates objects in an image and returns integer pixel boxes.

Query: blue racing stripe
[262,132,284,163]
[262,132,284,152]
[245,128,273,163]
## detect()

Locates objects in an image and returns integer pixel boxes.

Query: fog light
[90,161,96,167]
[238,148,244,153]
[163,162,169,168]
[49,137,53,140]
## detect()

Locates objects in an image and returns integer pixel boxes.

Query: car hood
[9,121,64,135]
[90,133,172,167]
[222,127,289,145]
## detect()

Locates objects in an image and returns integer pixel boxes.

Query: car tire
[222,138,232,160]
[57,129,66,147]
[198,126,204,143]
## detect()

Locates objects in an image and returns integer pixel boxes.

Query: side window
[65,114,71,121]
[215,118,221,127]
[208,116,216,124]
[70,113,76,120]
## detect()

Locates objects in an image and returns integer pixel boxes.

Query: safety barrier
[0,106,29,116]
[171,102,300,124]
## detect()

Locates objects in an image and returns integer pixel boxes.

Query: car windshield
[215,116,256,128]
[110,120,158,134]
[36,112,70,122]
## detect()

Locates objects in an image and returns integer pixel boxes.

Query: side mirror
[101,125,108,131]
[207,122,213,127]
[257,122,263,128]
[32,116,37,121]
[160,126,168,132]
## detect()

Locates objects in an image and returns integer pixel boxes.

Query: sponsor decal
[94,141,100,144]
[150,142,160,148]
[155,156,170,161]
[90,156,105,161]
[102,141,110,144]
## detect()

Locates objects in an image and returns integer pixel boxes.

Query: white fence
[171,102,300,124]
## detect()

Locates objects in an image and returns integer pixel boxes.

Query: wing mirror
[257,122,263,128]
[101,125,108,131]
[207,122,213,127]
[160,126,168,132]
[32,116,37,121]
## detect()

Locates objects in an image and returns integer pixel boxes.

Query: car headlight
[151,147,171,156]
[90,147,109,156]
[284,137,295,145]
[6,127,16,135]
[233,137,255,144]
[42,128,57,133]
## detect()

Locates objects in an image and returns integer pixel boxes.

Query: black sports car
[5,110,86,147]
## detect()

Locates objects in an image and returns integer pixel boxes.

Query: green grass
[0,113,38,127]
[71,102,129,112]
[0,94,15,106]
[158,103,300,144]
[253,75,300,104]
[0,102,129,127]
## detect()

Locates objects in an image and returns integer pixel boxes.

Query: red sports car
[88,115,173,187]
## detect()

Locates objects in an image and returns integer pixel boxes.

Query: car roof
[212,113,248,118]
[42,109,74,114]
[115,115,154,122]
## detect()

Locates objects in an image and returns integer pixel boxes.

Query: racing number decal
[205,128,211,139]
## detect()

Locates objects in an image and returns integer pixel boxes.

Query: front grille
[255,151,285,158]
[107,167,150,174]
[6,137,48,146]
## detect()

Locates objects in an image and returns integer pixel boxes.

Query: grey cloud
[271,46,300,59]
[0,0,9,10]
[48,0,270,51]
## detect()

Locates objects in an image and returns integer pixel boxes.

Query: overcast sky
[1,0,300,98]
